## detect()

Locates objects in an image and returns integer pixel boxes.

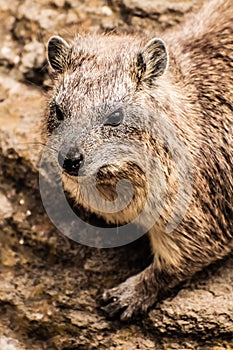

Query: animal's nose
[58,147,84,176]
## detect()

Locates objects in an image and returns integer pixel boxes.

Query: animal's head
[44,34,169,225]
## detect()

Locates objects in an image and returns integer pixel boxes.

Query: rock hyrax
[44,0,233,320]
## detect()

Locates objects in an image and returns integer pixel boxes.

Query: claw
[99,274,153,320]
[100,289,118,306]
[101,302,127,319]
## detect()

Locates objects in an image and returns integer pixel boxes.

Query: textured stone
[148,258,233,337]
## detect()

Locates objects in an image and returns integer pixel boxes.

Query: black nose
[58,147,84,176]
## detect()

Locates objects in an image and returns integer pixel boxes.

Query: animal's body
[44,0,233,320]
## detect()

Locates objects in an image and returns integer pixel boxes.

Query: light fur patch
[149,225,182,270]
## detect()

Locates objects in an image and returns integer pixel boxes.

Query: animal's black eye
[104,109,123,127]
[55,104,64,121]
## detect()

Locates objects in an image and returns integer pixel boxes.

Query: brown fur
[44,0,233,320]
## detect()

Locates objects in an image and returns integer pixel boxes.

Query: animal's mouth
[96,162,145,180]
[95,162,148,201]
[62,161,149,225]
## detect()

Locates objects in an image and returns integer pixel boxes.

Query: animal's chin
[61,162,148,225]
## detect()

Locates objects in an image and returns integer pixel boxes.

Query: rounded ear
[47,36,70,73]
[137,38,168,85]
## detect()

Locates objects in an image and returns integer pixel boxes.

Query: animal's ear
[47,36,70,73]
[137,38,168,85]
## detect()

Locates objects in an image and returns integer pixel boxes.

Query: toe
[102,300,126,319]
[120,306,134,321]
[100,288,118,305]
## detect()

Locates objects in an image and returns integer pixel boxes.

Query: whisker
[19,141,58,153]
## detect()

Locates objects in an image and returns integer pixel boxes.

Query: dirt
[0,0,232,349]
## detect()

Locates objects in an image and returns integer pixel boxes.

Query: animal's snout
[58,146,84,176]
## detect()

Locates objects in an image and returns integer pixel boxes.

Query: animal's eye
[55,104,64,121]
[104,109,123,127]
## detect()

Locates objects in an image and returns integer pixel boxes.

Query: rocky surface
[0,0,232,349]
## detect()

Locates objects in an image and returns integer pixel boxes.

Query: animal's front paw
[101,274,157,321]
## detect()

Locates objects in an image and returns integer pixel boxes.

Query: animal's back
[165,0,233,244]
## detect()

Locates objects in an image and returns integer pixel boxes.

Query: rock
[20,41,45,72]
[148,257,233,337]
[0,337,24,350]
[0,193,13,219]
[108,0,201,32]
